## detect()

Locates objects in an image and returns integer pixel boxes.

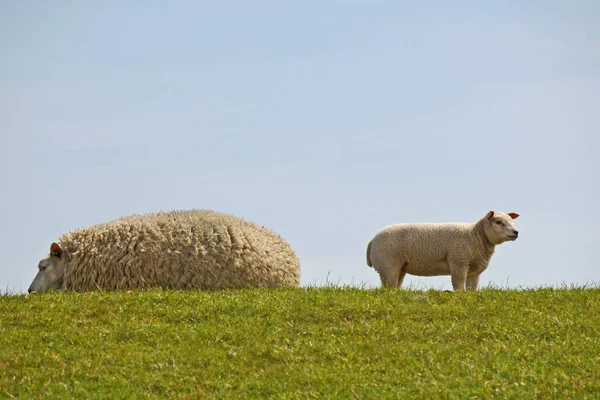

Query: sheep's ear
[508,213,520,220]
[50,242,63,259]
[485,210,495,221]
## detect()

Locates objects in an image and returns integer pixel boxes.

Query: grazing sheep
[28,209,300,293]
[366,210,520,291]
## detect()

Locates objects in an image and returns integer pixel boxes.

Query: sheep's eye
[51,251,60,258]
[495,220,503,225]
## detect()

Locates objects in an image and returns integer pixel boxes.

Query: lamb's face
[483,210,519,245]
[28,243,67,293]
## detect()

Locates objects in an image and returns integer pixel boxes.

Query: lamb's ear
[485,210,495,221]
[50,242,63,259]
[508,213,520,220]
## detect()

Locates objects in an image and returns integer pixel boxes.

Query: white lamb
[366,210,520,291]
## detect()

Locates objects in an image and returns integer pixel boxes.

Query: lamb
[28,209,300,293]
[366,210,520,291]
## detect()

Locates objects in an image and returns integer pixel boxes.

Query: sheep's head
[482,210,520,245]
[28,243,68,293]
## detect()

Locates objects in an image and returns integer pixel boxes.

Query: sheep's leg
[449,264,468,291]
[466,274,481,291]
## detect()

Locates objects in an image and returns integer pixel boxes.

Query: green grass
[1,287,599,399]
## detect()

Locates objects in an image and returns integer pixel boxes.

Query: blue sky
[1,1,598,292]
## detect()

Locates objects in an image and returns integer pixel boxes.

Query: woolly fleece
[42,209,300,291]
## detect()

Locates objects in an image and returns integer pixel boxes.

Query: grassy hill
[1,287,598,399]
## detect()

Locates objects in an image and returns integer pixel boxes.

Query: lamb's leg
[396,267,407,288]
[449,263,468,291]
[466,274,481,291]
[379,263,403,288]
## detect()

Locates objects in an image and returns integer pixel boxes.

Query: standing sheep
[366,210,520,291]
[28,209,300,293]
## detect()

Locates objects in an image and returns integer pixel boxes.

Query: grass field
[1,286,599,399]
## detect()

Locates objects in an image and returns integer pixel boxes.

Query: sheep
[366,210,520,291]
[28,209,300,293]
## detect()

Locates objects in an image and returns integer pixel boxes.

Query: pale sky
[1,1,598,293]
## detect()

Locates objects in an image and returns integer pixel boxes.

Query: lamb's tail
[366,240,373,267]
